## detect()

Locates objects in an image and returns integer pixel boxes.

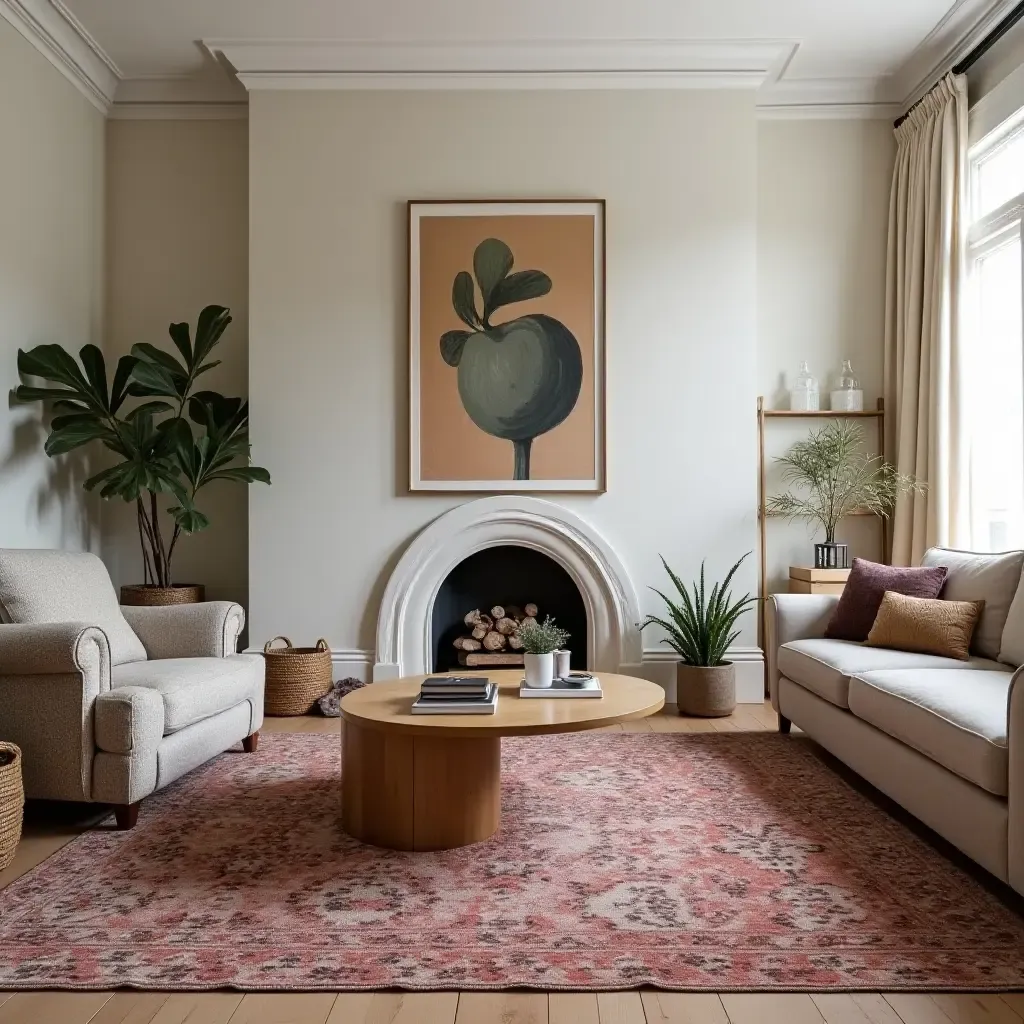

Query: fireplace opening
[431,545,588,673]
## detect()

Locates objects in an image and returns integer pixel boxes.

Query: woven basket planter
[676,662,736,718]
[120,584,205,607]
[264,637,333,716]
[0,743,24,872]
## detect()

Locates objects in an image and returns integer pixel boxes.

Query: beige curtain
[884,73,970,565]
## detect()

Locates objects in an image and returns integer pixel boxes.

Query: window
[965,113,1024,550]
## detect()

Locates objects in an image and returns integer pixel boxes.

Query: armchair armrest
[0,623,111,802]
[1007,667,1024,894]
[0,622,111,683]
[121,602,245,659]
[765,594,840,710]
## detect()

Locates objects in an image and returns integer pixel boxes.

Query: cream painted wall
[0,18,105,552]
[103,119,250,603]
[757,118,895,592]
[248,90,758,660]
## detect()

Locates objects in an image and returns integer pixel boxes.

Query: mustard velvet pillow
[865,591,985,661]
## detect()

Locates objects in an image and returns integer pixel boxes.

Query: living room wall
[757,118,895,591]
[102,118,250,604]
[0,18,105,553]
[247,89,759,672]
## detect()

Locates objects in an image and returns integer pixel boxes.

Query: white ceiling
[2,0,1017,115]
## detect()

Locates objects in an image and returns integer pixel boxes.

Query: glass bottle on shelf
[830,358,863,411]
[790,361,819,411]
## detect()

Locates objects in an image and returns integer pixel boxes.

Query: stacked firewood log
[453,603,539,655]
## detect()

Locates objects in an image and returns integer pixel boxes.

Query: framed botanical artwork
[409,200,605,492]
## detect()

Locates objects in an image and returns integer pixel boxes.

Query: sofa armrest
[1006,666,1024,894]
[121,602,245,659]
[765,594,840,711]
[0,622,111,683]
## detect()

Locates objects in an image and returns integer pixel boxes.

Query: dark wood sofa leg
[242,731,260,753]
[778,714,792,735]
[113,802,140,830]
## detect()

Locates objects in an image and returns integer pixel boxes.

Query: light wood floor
[0,702,1019,1024]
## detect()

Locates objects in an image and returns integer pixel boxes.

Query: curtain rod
[894,0,1024,127]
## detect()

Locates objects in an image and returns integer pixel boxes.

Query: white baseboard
[264,646,766,704]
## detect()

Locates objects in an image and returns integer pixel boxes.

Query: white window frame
[965,109,1024,549]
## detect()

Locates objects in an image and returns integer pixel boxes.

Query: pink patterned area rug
[2,732,1024,991]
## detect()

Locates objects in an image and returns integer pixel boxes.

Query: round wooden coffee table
[340,670,664,851]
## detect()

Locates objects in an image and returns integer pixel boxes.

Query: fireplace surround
[373,497,643,680]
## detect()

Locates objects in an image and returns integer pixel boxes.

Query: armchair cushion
[121,602,245,659]
[0,550,146,666]
[110,654,263,734]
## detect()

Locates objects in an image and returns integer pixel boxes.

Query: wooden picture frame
[409,200,606,492]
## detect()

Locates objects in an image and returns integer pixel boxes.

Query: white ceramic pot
[554,649,571,679]
[524,651,555,688]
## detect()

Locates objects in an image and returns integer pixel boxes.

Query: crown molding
[892,0,1018,108]
[755,75,901,120]
[109,103,249,120]
[756,102,902,121]
[0,0,118,111]
[206,38,799,91]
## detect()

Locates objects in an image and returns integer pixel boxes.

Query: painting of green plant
[439,237,583,480]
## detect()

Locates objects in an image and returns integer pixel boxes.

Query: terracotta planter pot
[120,584,205,607]
[676,662,736,717]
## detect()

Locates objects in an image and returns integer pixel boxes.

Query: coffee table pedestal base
[342,719,501,851]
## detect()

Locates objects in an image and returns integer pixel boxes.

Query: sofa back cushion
[0,549,146,666]
[921,547,1024,660]
[825,557,948,642]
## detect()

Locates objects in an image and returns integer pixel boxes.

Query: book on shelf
[412,683,498,715]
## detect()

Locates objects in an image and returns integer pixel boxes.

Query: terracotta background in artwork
[417,212,597,483]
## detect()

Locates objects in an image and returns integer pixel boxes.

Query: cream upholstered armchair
[0,549,264,828]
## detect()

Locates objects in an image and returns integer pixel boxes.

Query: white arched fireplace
[373,496,644,680]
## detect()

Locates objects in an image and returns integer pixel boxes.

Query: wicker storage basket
[263,637,333,716]
[120,584,205,606]
[0,743,24,872]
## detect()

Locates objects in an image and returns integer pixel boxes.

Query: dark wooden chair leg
[113,802,140,830]
[242,731,260,752]
[778,714,792,735]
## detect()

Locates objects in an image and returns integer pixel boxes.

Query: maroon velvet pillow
[825,558,948,642]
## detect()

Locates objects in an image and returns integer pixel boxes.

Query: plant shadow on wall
[440,238,583,481]
[0,400,98,550]
[13,305,270,595]
[765,421,922,564]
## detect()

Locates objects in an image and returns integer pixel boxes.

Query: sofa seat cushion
[110,655,262,734]
[848,669,1013,796]
[778,639,1005,709]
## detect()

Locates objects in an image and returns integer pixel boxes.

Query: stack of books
[411,676,498,715]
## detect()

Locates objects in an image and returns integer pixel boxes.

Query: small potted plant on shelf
[640,554,756,717]
[14,305,270,605]
[516,616,571,689]
[766,421,920,569]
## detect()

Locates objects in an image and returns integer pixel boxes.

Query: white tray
[519,676,603,698]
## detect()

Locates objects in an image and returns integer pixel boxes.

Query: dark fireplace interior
[431,546,588,673]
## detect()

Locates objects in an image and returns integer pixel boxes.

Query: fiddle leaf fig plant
[14,305,270,589]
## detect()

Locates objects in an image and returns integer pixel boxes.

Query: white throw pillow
[921,547,1024,661]
[0,549,147,666]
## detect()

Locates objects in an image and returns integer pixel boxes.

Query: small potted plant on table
[641,554,756,717]
[516,616,571,689]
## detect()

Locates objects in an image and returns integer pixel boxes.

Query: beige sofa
[767,546,1024,895]
[0,549,264,828]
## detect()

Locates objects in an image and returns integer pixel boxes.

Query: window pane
[968,235,1024,550]
[976,128,1024,219]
